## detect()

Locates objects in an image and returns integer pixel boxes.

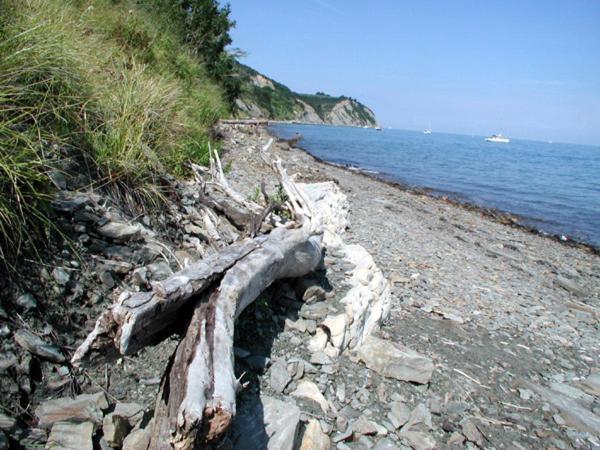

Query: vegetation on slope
[0,0,236,268]
[236,63,377,126]
[236,63,299,119]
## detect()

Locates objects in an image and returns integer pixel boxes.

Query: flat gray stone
[103,413,131,448]
[460,419,483,446]
[388,401,411,429]
[97,222,141,241]
[230,395,300,450]
[35,392,107,429]
[269,360,291,393]
[373,437,399,450]
[528,382,600,435]
[46,421,94,450]
[16,293,37,310]
[113,402,145,427]
[14,330,65,364]
[291,381,329,413]
[299,418,330,450]
[299,302,329,320]
[579,370,600,396]
[122,428,151,450]
[352,415,378,436]
[310,351,332,365]
[400,430,436,450]
[357,336,434,384]
[402,404,433,433]
[555,276,586,297]
[51,267,70,286]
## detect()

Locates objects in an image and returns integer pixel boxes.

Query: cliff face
[236,63,378,127]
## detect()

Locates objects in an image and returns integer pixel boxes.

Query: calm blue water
[270,124,600,247]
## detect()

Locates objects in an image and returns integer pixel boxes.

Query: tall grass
[0,0,92,266]
[0,0,229,268]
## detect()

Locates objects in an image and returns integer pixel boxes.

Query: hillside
[235,63,378,127]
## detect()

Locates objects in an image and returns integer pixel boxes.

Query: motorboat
[485,134,510,143]
[423,129,432,134]
[375,126,382,131]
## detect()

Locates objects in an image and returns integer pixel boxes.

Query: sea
[269,123,600,248]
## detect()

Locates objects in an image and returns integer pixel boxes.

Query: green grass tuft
[0,0,230,268]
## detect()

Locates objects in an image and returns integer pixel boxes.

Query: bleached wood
[71,239,260,366]
[75,145,324,448]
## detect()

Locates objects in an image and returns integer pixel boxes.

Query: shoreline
[220,122,600,448]
[265,128,599,256]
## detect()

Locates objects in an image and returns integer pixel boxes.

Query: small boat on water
[423,129,432,134]
[375,126,382,131]
[485,134,510,143]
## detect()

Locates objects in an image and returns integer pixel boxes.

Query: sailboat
[423,123,432,134]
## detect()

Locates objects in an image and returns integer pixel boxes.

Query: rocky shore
[220,123,600,449]
[0,122,598,449]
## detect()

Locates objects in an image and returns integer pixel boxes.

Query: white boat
[485,134,510,143]
[375,126,382,131]
[423,129,432,134]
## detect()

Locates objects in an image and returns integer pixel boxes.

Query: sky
[224,0,600,145]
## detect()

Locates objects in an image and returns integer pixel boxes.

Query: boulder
[357,336,434,384]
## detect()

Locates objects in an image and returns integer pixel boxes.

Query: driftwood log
[72,147,324,449]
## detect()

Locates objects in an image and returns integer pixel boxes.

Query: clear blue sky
[224,0,600,145]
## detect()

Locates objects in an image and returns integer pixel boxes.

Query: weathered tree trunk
[149,226,322,449]
[73,151,324,448]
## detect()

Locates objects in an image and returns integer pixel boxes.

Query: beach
[221,122,600,448]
